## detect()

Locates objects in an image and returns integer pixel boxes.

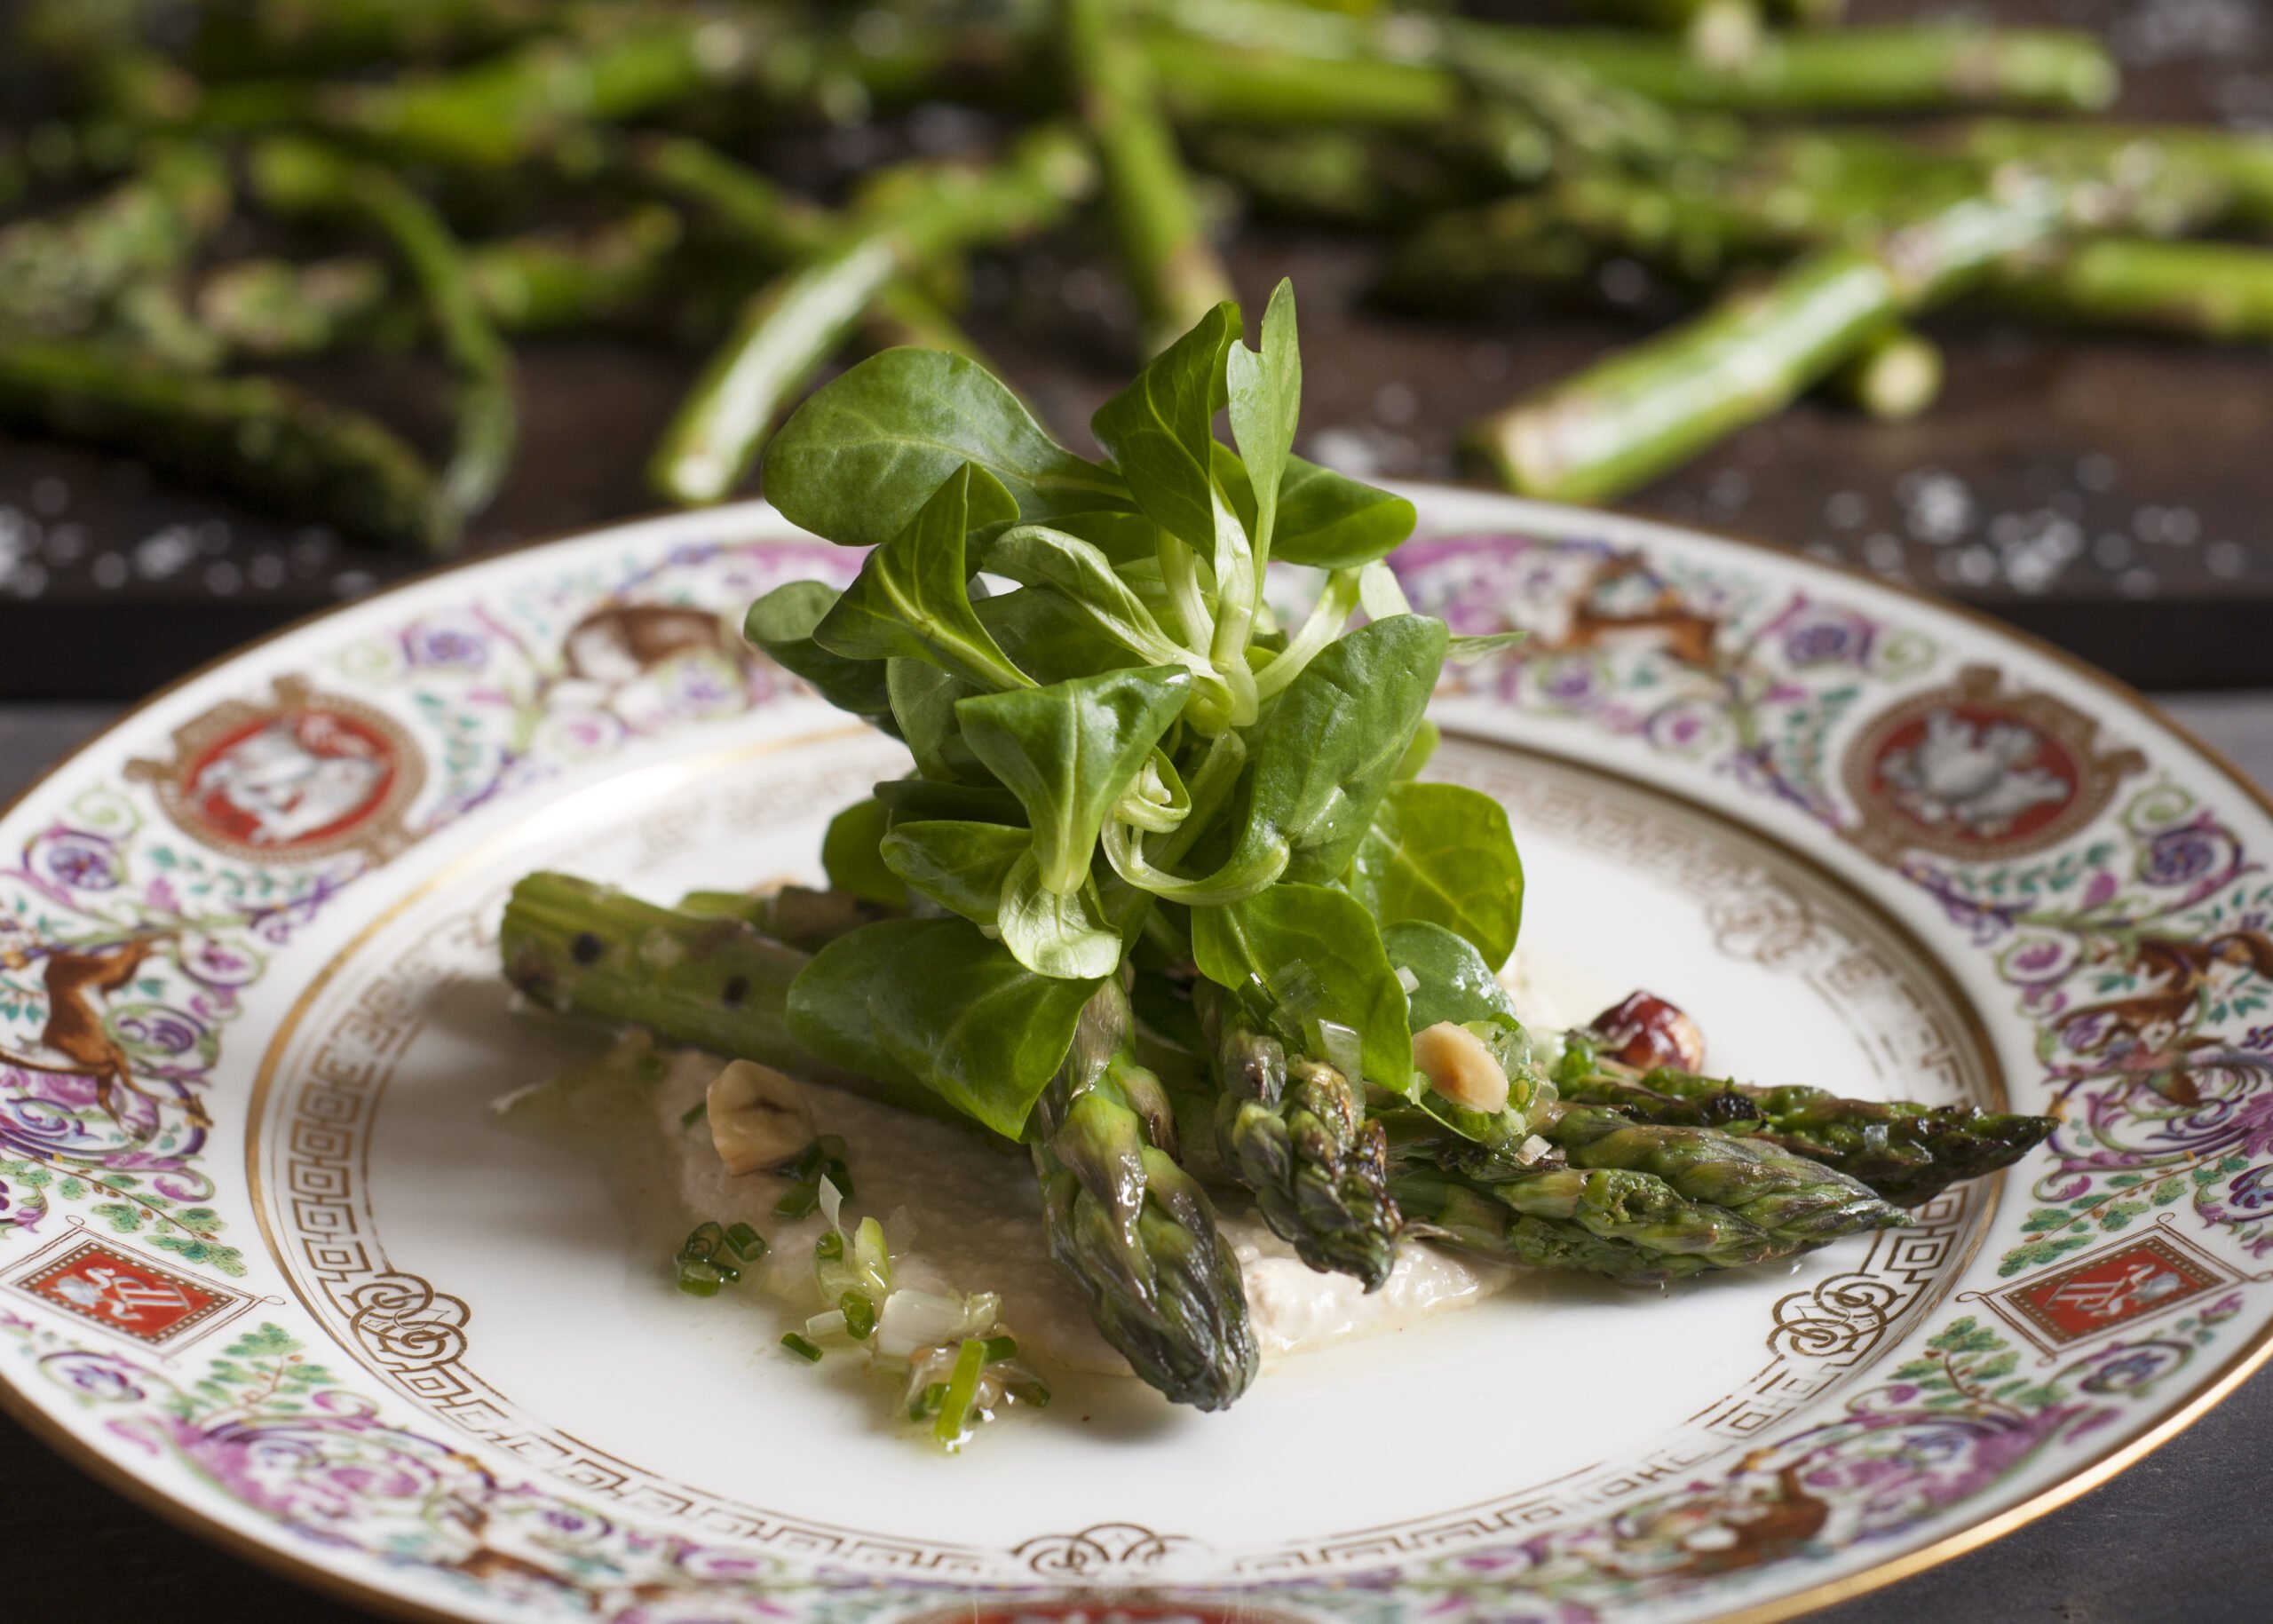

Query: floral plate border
[0,490,2267,1624]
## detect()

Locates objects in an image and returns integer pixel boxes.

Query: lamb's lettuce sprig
[753,281,1531,1339]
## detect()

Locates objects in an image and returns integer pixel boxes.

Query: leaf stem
[1158,531,1215,655]
[1254,568,1361,701]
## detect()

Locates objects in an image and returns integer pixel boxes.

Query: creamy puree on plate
[632,957,1573,1376]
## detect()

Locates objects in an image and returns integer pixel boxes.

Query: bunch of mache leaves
[748,279,1556,1407]
[729,280,1968,1415]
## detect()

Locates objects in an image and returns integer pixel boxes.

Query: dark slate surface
[1,0,2271,696]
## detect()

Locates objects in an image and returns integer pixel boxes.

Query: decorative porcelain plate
[4,490,2269,1624]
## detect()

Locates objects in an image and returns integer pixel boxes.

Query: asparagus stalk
[314,13,769,166]
[619,132,834,263]
[1396,1128,1897,1284]
[1469,247,1903,502]
[1184,126,1482,229]
[1393,1166,1718,1283]
[1032,985,1258,1410]
[183,0,560,75]
[1464,154,2219,502]
[107,280,227,371]
[611,134,992,360]
[649,124,1097,506]
[1574,0,1764,75]
[676,885,894,955]
[0,331,451,552]
[193,256,399,358]
[467,205,686,334]
[1477,25,2117,114]
[1554,1049,2056,1208]
[1143,31,1462,129]
[1823,324,1943,420]
[249,135,516,521]
[1548,1105,1902,1244]
[184,206,689,365]
[1962,121,2273,232]
[1395,142,2270,351]
[1063,0,1236,353]
[1988,237,2273,343]
[0,141,229,335]
[1146,1,2113,116]
[1197,986,1400,1290]
[1154,0,1695,167]
[497,872,967,1127]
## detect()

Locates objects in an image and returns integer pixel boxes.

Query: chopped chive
[1003,1377,1052,1410]
[724,1222,767,1262]
[774,1180,820,1220]
[933,1336,988,1448]
[822,1157,855,1198]
[637,1052,669,1084]
[839,1290,876,1341]
[981,1335,1018,1366]
[787,1139,826,1179]
[679,1221,725,1260]
[813,1230,843,1260]
[679,1099,709,1129]
[780,1332,823,1363]
[676,1256,734,1295]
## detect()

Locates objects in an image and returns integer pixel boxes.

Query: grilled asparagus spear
[247,135,516,520]
[1553,1038,2056,1208]
[649,124,1097,505]
[0,330,451,551]
[1196,983,1400,1291]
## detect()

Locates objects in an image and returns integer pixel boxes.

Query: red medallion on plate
[1979,1230,2235,1355]
[10,1239,244,1346]
[1841,664,2143,863]
[128,676,425,863]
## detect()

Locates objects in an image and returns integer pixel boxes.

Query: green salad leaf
[1346,781,1525,968]
[1239,611,1449,883]
[1089,302,1239,550]
[879,819,1029,923]
[1382,920,1521,1033]
[787,916,1102,1140]
[820,798,907,908]
[1226,279,1301,558]
[1191,882,1414,1095]
[764,348,1133,548]
[815,462,1028,691]
[958,665,1192,894]
[744,581,895,729]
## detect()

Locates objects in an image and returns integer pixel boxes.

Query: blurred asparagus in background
[4,0,2269,541]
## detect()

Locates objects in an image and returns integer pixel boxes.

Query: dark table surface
[1,693,2269,1620]
[1,0,2271,698]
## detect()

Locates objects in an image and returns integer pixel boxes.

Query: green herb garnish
[780,1333,824,1364]
[932,1337,989,1449]
[774,1181,820,1220]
